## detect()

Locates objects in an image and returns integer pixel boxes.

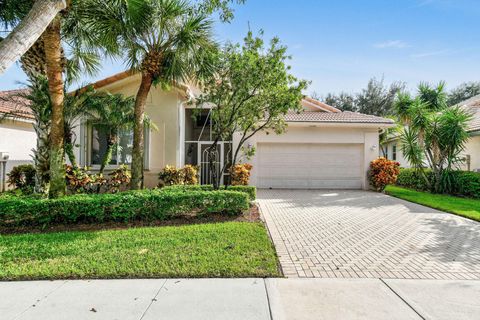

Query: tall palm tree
[0,0,66,74]
[88,93,136,174]
[84,0,217,189]
[1,0,102,197]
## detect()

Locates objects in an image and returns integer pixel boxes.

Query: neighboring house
[0,90,36,177]
[71,71,394,190]
[382,94,480,171]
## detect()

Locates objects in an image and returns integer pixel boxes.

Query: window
[90,125,133,166]
[392,144,397,161]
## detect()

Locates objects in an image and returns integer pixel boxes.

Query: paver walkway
[258,189,480,280]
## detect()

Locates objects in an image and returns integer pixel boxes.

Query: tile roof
[458,94,480,132]
[0,89,33,120]
[302,97,341,113]
[284,111,395,124]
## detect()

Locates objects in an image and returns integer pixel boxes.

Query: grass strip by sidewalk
[0,222,280,280]
[385,185,480,222]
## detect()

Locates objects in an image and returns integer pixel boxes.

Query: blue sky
[1,0,480,96]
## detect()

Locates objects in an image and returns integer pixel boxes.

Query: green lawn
[0,222,280,280]
[385,185,480,222]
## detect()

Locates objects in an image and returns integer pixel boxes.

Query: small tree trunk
[45,16,66,198]
[0,0,66,74]
[99,143,115,174]
[130,72,153,190]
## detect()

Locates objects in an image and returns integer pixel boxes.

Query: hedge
[0,189,249,228]
[396,168,480,198]
[161,185,257,200]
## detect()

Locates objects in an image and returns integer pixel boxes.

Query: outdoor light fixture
[371,145,377,151]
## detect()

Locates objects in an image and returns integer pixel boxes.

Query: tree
[356,77,405,116]
[447,82,480,106]
[394,82,472,193]
[318,77,405,116]
[1,0,103,198]
[88,93,136,174]
[0,0,66,74]
[195,31,308,189]
[83,0,217,189]
[321,92,356,112]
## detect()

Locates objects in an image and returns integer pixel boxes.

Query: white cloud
[373,40,410,49]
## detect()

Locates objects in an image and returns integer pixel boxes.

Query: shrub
[7,164,35,192]
[368,158,400,191]
[65,165,132,194]
[158,165,199,187]
[106,165,131,193]
[0,189,249,228]
[162,184,257,200]
[396,168,432,191]
[396,168,480,198]
[230,163,253,186]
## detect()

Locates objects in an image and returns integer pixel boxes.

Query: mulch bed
[0,203,262,235]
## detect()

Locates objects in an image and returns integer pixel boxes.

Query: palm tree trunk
[130,72,153,189]
[44,16,66,198]
[33,122,50,194]
[0,0,66,74]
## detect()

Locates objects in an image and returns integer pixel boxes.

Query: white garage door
[256,143,364,189]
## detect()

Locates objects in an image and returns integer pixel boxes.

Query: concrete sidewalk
[1,278,479,320]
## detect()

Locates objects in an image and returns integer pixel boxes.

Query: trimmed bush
[230,163,253,186]
[161,184,257,200]
[396,168,480,198]
[368,158,400,191]
[0,189,249,228]
[158,165,199,187]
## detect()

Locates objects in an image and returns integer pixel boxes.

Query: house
[71,71,394,190]
[382,94,480,172]
[0,90,36,184]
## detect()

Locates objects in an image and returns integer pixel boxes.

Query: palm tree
[396,82,472,193]
[88,93,136,174]
[1,0,102,198]
[83,0,217,189]
[0,0,66,74]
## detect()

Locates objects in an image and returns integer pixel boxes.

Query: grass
[385,185,480,222]
[0,222,280,280]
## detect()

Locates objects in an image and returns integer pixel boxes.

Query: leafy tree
[195,31,308,189]
[318,77,405,116]
[447,82,480,106]
[322,92,356,112]
[356,77,405,116]
[394,82,472,193]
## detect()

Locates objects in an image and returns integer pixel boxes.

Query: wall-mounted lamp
[371,145,377,151]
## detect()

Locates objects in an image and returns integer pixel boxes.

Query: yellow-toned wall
[73,74,184,188]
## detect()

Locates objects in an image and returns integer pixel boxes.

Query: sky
[1,0,480,97]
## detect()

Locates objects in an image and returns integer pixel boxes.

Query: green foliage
[158,165,199,187]
[394,82,472,193]
[0,189,249,228]
[6,164,36,192]
[161,184,256,200]
[396,168,480,198]
[195,31,307,188]
[317,77,405,116]
[447,82,480,106]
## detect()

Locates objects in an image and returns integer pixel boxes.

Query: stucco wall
[461,135,480,172]
[382,140,409,167]
[0,119,35,174]
[234,124,381,190]
[72,75,184,188]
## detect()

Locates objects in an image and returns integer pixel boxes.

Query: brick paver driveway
[258,189,480,280]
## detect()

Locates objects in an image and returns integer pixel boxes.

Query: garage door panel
[257,143,364,189]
